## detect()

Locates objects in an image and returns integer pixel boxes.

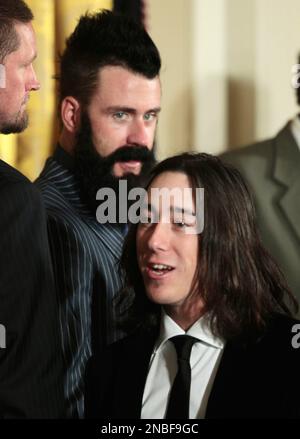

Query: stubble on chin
[0,109,29,134]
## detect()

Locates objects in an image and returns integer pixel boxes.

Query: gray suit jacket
[35,147,125,418]
[221,122,300,300]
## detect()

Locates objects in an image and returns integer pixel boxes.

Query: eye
[113,111,127,120]
[173,217,196,229]
[174,221,188,229]
[143,112,157,122]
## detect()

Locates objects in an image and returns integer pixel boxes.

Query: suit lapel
[205,318,290,419]
[279,178,300,243]
[205,340,265,418]
[273,123,300,243]
[113,331,156,418]
[205,343,243,418]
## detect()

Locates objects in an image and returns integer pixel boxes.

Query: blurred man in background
[0,0,64,418]
[221,62,300,303]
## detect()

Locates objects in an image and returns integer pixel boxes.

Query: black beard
[73,112,156,221]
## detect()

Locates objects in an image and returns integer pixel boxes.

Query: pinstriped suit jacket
[35,147,125,418]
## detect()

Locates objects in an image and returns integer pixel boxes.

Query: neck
[59,128,75,155]
[164,299,205,331]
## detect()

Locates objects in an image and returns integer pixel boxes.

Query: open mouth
[146,263,175,278]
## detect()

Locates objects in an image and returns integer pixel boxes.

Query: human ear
[61,96,81,133]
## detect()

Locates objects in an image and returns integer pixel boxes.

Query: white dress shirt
[290,114,300,151]
[141,311,225,419]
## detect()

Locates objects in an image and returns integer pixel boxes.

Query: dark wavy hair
[0,0,33,63]
[117,152,297,341]
[58,9,161,109]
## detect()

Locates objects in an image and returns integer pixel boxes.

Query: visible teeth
[152,264,172,271]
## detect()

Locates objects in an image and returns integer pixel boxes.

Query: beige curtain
[0,0,112,181]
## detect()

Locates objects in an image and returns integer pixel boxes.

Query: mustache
[102,145,153,167]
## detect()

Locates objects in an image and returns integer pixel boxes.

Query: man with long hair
[86,153,300,419]
[0,0,64,417]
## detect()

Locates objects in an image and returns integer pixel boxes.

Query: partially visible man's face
[0,22,40,134]
[73,65,161,215]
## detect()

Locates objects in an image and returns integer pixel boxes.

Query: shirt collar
[154,309,224,354]
[290,114,300,152]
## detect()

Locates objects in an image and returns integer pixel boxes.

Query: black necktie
[165,335,198,419]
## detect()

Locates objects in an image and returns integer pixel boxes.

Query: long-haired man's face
[0,22,40,134]
[136,171,203,325]
[73,66,161,214]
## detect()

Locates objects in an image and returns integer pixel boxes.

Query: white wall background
[148,0,300,158]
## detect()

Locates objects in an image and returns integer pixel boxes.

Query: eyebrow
[173,206,196,217]
[146,203,195,217]
[106,106,161,114]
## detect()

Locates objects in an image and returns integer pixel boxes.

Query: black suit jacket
[0,160,65,418]
[86,314,300,419]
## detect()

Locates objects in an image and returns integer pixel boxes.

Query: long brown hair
[117,152,297,341]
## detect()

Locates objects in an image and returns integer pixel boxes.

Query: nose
[127,119,149,147]
[26,65,40,92]
[146,222,170,253]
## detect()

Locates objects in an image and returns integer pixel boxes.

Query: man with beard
[0,0,64,417]
[35,10,161,418]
